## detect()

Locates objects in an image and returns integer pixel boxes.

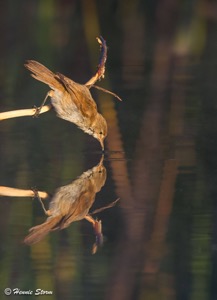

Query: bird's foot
[33,105,41,118]
[31,187,39,199]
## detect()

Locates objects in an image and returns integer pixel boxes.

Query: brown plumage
[24,157,106,245]
[25,60,107,149]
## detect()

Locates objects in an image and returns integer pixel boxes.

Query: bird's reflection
[24,156,107,247]
[0,156,118,253]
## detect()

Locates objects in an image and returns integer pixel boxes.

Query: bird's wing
[58,189,95,229]
[55,73,98,119]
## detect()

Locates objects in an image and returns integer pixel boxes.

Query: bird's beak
[99,138,104,151]
[98,154,104,167]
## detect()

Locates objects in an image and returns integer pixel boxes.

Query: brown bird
[25,37,108,150]
[24,156,107,245]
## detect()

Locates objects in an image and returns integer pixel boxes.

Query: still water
[0,1,217,300]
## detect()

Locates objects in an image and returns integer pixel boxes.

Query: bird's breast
[51,89,85,125]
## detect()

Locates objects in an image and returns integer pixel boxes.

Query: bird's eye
[99,131,103,135]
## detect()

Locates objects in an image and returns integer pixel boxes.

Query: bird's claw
[31,187,39,199]
[33,105,41,118]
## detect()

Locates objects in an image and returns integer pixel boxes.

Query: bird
[24,156,107,245]
[25,60,107,150]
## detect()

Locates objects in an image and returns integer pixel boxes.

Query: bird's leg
[33,90,53,117]
[38,197,51,216]
[31,188,51,216]
[84,216,102,240]
[84,215,96,225]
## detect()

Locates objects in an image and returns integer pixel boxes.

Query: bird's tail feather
[25,60,62,90]
[23,216,62,245]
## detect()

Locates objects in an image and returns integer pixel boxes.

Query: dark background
[0,1,217,299]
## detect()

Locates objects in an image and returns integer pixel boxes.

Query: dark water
[1,1,217,300]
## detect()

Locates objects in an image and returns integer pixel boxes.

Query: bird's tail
[23,216,62,245]
[25,60,62,90]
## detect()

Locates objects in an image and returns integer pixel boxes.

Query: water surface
[1,1,217,300]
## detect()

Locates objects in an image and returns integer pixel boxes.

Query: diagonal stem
[85,36,108,87]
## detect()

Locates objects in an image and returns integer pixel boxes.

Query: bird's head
[91,114,107,150]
